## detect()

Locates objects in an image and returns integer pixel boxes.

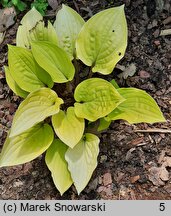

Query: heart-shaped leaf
[29,20,58,45]
[16,7,43,48]
[4,66,28,98]
[8,45,53,92]
[0,123,54,167]
[76,5,127,74]
[74,78,125,121]
[31,41,75,83]
[52,107,85,148]
[54,4,85,59]
[106,88,166,124]
[45,139,73,195]
[65,133,99,194]
[10,88,63,137]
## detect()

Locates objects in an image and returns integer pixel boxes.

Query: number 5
[159,203,165,211]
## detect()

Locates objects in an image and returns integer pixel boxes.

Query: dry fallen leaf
[160,166,169,181]
[0,7,16,33]
[148,167,165,186]
[118,63,137,79]
[148,156,171,186]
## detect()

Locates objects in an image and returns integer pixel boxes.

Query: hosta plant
[0,5,166,195]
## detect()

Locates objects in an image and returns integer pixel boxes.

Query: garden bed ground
[0,0,171,200]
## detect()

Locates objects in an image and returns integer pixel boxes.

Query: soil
[0,0,171,200]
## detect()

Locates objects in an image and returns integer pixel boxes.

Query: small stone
[154,40,160,46]
[139,70,150,78]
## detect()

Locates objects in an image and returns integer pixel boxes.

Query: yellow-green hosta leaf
[54,4,85,60]
[16,7,43,48]
[52,107,85,148]
[0,123,54,167]
[29,20,58,45]
[74,78,125,121]
[65,133,99,194]
[105,88,166,124]
[4,66,28,98]
[31,41,75,83]
[10,88,63,137]
[8,45,53,92]
[76,5,127,74]
[97,118,111,132]
[110,79,120,89]
[45,139,73,195]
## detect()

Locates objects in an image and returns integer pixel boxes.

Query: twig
[134,128,171,133]
[160,29,171,36]
[137,142,148,146]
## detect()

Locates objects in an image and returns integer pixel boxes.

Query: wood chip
[160,29,171,36]
[102,173,112,186]
[130,175,140,183]
[160,166,169,181]
[163,16,171,25]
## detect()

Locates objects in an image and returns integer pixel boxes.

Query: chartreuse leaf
[16,7,43,48]
[10,88,63,137]
[4,66,28,98]
[8,45,53,92]
[29,20,58,45]
[74,78,125,121]
[65,133,99,194]
[0,123,53,167]
[76,5,127,74]
[45,139,73,195]
[105,88,166,124]
[52,107,85,148]
[97,118,111,132]
[54,4,85,60]
[110,79,120,89]
[31,41,75,83]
